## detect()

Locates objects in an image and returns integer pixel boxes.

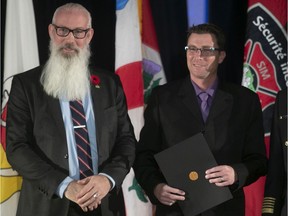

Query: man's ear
[86,28,94,44]
[48,24,54,39]
[218,51,226,64]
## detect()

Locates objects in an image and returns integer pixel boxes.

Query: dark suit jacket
[134,76,267,216]
[263,88,287,216]
[6,66,136,216]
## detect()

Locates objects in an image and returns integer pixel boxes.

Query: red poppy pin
[90,75,100,88]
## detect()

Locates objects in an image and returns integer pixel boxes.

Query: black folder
[154,133,233,216]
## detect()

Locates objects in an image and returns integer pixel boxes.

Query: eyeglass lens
[185,47,219,56]
[54,25,89,39]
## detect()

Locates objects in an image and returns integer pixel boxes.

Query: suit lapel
[178,77,204,125]
[47,96,66,142]
[209,89,233,120]
[206,87,234,149]
[46,95,70,169]
[90,83,104,162]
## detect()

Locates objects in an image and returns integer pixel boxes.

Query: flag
[115,0,166,215]
[142,0,166,103]
[115,0,149,215]
[242,1,287,216]
[0,0,39,215]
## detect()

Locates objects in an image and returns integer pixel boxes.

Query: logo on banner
[242,3,287,134]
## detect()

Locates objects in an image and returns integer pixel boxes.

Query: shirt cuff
[98,173,115,190]
[56,176,74,198]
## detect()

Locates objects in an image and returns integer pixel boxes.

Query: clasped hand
[64,175,111,212]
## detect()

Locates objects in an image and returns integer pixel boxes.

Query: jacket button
[285,141,288,147]
[64,154,68,159]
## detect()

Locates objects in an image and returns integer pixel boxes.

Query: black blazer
[6,66,136,216]
[263,88,287,216]
[134,76,267,216]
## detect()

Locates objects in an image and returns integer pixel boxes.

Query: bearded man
[6,3,136,216]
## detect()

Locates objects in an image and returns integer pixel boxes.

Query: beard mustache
[40,40,91,101]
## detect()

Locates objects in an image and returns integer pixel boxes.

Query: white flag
[1,0,39,215]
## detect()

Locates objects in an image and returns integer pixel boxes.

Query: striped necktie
[69,100,94,179]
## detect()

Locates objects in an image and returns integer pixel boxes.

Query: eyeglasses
[52,24,90,39]
[185,46,221,57]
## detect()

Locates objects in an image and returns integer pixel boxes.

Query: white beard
[40,41,91,101]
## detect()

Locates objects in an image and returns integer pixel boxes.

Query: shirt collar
[191,78,218,97]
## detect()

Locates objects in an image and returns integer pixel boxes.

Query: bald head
[52,3,92,28]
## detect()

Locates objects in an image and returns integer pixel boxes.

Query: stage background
[2,1,287,216]
[1,0,247,87]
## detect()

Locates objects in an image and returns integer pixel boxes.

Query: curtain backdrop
[1,0,248,87]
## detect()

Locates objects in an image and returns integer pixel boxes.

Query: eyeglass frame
[52,24,91,39]
[184,46,222,57]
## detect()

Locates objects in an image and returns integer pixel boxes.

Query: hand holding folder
[154,133,233,216]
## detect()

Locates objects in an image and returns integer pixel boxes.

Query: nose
[194,49,202,56]
[64,32,77,43]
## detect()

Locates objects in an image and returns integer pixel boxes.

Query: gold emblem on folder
[189,171,198,181]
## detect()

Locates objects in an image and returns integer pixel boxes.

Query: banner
[0,0,39,215]
[242,1,287,215]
